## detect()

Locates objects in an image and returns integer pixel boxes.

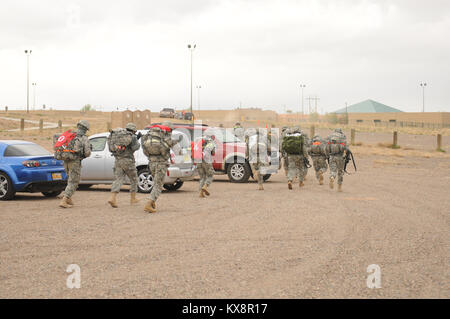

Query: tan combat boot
[319,172,324,185]
[144,200,156,213]
[202,184,210,196]
[199,189,206,198]
[338,184,342,192]
[67,197,74,206]
[258,184,264,190]
[299,181,305,187]
[59,196,73,208]
[329,177,334,189]
[108,192,118,208]
[130,192,140,205]
[288,181,293,190]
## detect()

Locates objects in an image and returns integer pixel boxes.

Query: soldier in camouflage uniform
[300,129,310,182]
[308,135,328,185]
[59,120,92,208]
[143,122,182,213]
[233,122,244,141]
[284,126,308,190]
[325,128,349,192]
[280,126,289,176]
[198,135,216,197]
[107,123,141,208]
[247,129,269,190]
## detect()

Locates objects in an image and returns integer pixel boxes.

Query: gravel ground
[0,152,449,298]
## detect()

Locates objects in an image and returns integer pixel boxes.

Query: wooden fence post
[393,131,398,148]
[5,106,7,113]
[20,118,25,131]
[58,120,62,130]
[437,134,443,151]
[351,129,355,146]
[39,119,43,133]
[310,125,315,138]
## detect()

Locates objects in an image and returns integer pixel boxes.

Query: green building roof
[334,99,403,113]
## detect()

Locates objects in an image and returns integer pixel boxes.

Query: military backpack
[282,132,304,155]
[141,127,170,156]
[107,128,133,154]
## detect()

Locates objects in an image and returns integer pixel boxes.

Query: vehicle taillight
[22,160,40,167]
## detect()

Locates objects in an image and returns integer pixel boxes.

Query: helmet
[77,120,90,130]
[162,121,173,130]
[235,122,241,126]
[335,128,343,134]
[126,123,137,132]
[313,135,321,141]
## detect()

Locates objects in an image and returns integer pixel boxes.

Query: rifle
[136,131,143,140]
[344,150,357,174]
[303,157,312,168]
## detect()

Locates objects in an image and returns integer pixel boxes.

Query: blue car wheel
[0,172,15,200]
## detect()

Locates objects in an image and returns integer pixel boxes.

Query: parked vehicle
[79,130,195,193]
[159,108,176,118]
[147,124,280,183]
[0,140,67,200]
[183,112,194,120]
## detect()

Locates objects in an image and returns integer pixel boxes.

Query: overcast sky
[1,0,449,113]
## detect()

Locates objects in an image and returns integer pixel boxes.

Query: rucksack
[142,127,170,156]
[326,132,347,155]
[107,128,133,154]
[310,139,325,156]
[282,132,304,155]
[54,130,78,161]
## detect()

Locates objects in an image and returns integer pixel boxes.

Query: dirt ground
[0,140,449,298]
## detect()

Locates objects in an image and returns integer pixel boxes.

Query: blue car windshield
[4,144,51,157]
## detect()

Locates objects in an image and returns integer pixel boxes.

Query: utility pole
[187,44,196,120]
[420,82,427,112]
[25,50,32,113]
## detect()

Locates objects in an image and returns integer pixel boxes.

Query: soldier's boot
[59,196,73,209]
[299,181,305,187]
[130,192,140,205]
[284,170,288,177]
[66,197,74,206]
[202,184,210,196]
[199,189,206,198]
[329,177,334,189]
[258,184,264,190]
[288,181,293,190]
[338,184,343,192]
[319,172,324,185]
[108,192,118,208]
[144,200,157,213]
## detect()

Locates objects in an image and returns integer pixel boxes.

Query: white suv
[79,130,195,193]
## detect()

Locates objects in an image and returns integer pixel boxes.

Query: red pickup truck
[147,123,279,183]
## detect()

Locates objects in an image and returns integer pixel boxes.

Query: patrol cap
[77,120,90,130]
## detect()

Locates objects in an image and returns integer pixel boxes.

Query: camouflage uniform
[60,121,91,207]
[233,123,244,141]
[198,138,216,196]
[280,127,289,176]
[325,129,349,190]
[308,135,328,183]
[110,129,140,193]
[284,128,308,186]
[300,130,310,181]
[247,131,269,189]
[145,127,181,203]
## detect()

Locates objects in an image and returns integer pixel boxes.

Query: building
[334,99,403,114]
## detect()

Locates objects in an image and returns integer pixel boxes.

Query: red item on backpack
[150,125,171,132]
[54,130,77,149]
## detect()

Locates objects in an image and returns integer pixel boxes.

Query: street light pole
[187,44,196,119]
[420,82,427,112]
[25,50,32,113]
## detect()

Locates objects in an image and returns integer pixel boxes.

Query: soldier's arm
[130,135,140,152]
[83,137,92,158]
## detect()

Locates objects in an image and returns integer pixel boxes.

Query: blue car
[0,140,67,200]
